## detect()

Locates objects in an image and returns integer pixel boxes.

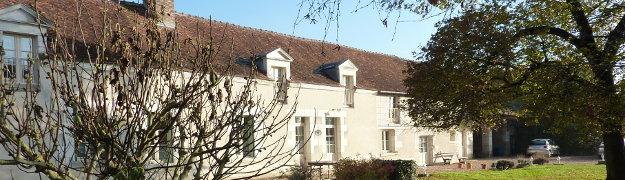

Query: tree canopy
[299,0,625,179]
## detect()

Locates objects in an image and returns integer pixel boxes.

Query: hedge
[334,158,416,180]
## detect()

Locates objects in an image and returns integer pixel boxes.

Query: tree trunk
[603,128,625,180]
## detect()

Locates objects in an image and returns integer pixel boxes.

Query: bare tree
[0,1,300,179]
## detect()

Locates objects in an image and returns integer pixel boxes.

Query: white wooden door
[419,136,429,164]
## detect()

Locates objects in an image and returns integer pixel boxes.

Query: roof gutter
[377,90,407,96]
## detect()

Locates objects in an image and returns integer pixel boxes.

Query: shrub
[334,158,394,180]
[495,160,515,170]
[382,160,417,180]
[285,166,312,180]
[516,159,530,168]
[533,157,549,165]
[334,159,417,180]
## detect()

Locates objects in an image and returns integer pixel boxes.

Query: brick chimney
[144,0,176,28]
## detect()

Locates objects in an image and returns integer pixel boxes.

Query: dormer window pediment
[317,59,358,87]
[0,4,54,27]
[257,48,293,80]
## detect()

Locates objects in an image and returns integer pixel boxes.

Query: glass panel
[76,143,88,157]
[20,51,31,59]
[325,118,335,125]
[21,58,30,81]
[382,131,388,150]
[2,35,15,51]
[531,139,547,145]
[295,125,304,154]
[326,127,335,153]
[295,117,302,124]
[326,128,334,136]
[2,36,15,80]
[158,130,173,163]
[4,64,15,79]
[296,127,304,136]
[20,37,32,52]
[419,137,427,153]
[3,50,15,59]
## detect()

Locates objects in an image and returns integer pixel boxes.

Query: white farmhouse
[0,0,474,178]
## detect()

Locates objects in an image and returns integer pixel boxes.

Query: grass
[427,164,606,180]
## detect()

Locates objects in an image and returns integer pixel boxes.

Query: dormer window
[256,48,292,103]
[0,4,52,90]
[315,59,358,107]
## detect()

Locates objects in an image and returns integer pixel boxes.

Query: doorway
[418,136,433,164]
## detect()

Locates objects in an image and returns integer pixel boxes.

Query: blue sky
[175,1,441,60]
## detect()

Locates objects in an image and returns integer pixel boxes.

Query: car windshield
[531,140,547,145]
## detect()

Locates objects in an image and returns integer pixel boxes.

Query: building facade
[0,0,473,178]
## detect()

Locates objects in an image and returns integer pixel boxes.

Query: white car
[527,139,559,157]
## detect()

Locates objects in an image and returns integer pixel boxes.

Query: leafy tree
[300,0,625,179]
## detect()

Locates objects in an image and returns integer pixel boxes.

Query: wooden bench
[458,157,468,163]
[434,152,454,164]
[308,161,337,179]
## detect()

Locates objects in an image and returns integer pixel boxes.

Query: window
[158,129,174,163]
[531,139,547,145]
[272,66,288,103]
[344,75,354,107]
[419,136,428,153]
[389,96,400,124]
[272,66,286,80]
[295,117,306,154]
[75,142,90,159]
[2,34,36,85]
[449,131,456,142]
[242,116,255,157]
[326,117,337,153]
[382,130,395,152]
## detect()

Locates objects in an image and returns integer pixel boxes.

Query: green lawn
[428,164,606,180]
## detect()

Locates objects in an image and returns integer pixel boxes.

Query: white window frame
[381,130,395,152]
[1,33,39,89]
[294,117,306,154]
[382,130,391,151]
[271,66,286,80]
[157,129,174,163]
[419,136,428,153]
[325,117,337,154]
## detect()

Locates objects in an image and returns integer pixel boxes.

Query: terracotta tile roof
[1,0,409,92]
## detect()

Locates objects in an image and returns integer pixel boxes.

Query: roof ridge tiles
[174,12,411,62]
